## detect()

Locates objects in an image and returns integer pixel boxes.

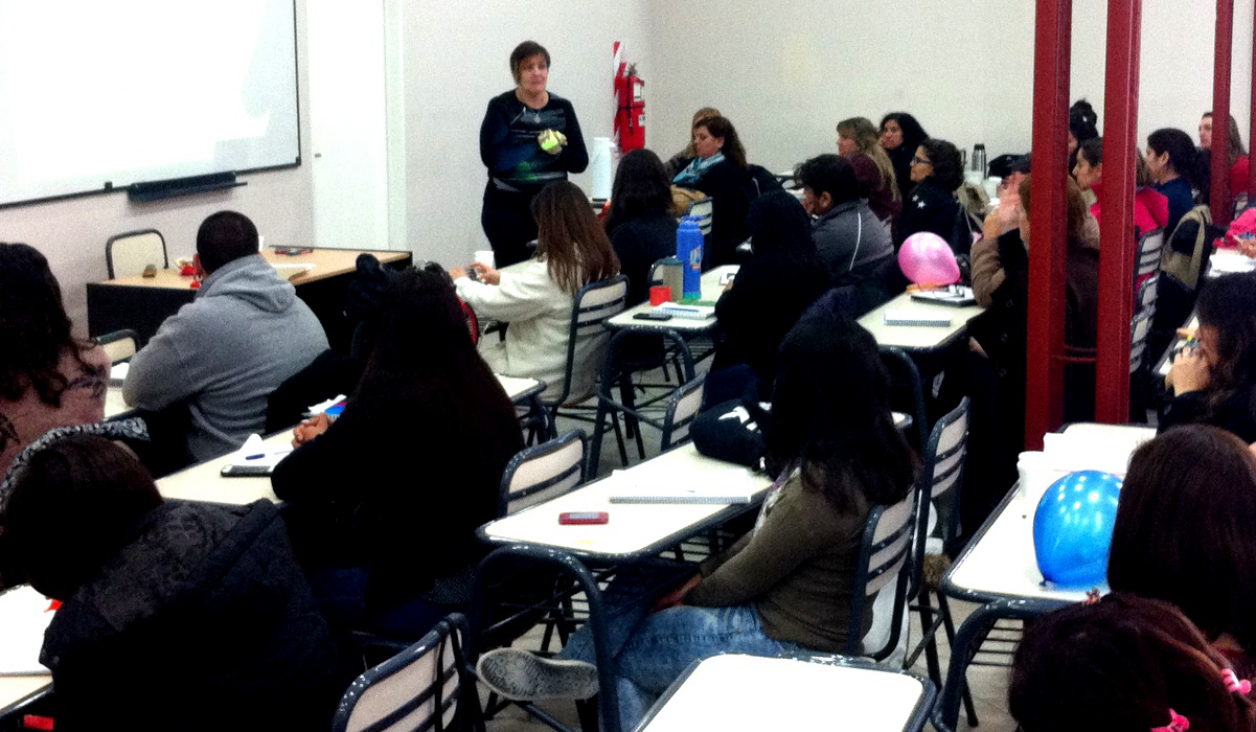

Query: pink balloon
[898,232,961,285]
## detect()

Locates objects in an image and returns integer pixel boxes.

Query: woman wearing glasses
[894,139,966,254]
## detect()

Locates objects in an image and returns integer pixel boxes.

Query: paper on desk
[1041,431,1148,477]
[109,362,129,386]
[271,263,316,281]
[225,434,293,470]
[1210,250,1256,274]
[0,586,55,675]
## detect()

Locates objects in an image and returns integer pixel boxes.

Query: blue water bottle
[677,216,703,300]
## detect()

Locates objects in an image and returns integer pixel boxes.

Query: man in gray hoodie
[123,211,328,461]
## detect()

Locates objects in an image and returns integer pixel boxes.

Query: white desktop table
[606,266,738,334]
[636,654,933,732]
[942,423,1156,605]
[0,587,55,720]
[1208,248,1256,278]
[858,291,985,353]
[480,443,769,559]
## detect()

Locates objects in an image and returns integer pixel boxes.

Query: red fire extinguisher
[615,63,645,152]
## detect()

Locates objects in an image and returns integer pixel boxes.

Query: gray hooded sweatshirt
[123,255,328,461]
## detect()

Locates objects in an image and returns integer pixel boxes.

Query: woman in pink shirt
[1073,137,1169,240]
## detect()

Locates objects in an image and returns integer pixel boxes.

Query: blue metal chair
[497,431,587,518]
[333,613,484,732]
[543,275,629,438]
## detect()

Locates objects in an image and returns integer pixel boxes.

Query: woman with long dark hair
[1146,128,1201,234]
[1009,594,1256,732]
[0,242,109,477]
[1108,425,1256,684]
[476,314,917,732]
[604,148,677,305]
[1072,137,1169,240]
[454,180,620,402]
[1162,271,1256,441]
[272,268,523,639]
[673,115,755,267]
[711,191,830,391]
[1201,112,1251,212]
[879,112,929,201]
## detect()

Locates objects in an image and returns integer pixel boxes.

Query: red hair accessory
[1151,709,1189,732]
[1222,669,1252,695]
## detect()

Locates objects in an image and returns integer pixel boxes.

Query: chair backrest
[1135,273,1158,317]
[94,329,140,364]
[497,430,586,517]
[333,614,482,732]
[684,198,714,237]
[550,275,629,406]
[106,229,167,279]
[908,398,971,599]
[879,347,929,450]
[1130,311,1153,374]
[660,375,705,451]
[847,491,916,659]
[1133,228,1164,279]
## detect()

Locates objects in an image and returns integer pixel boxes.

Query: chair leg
[913,591,944,694]
[938,592,979,727]
[609,412,629,467]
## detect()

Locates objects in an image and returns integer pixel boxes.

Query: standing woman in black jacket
[605,149,678,305]
[1162,272,1256,443]
[480,41,588,267]
[271,269,523,640]
[894,138,967,253]
[673,115,754,267]
[879,112,929,202]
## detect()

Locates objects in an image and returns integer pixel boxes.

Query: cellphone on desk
[558,511,609,525]
[633,311,673,321]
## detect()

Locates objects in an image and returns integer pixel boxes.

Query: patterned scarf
[673,151,726,186]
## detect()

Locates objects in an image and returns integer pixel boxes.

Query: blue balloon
[1032,470,1122,587]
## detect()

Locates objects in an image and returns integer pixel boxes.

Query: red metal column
[1094,0,1142,423]
[1025,0,1072,448]
[1212,0,1234,225]
[1250,2,1256,198]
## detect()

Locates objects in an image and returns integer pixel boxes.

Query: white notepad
[654,303,716,320]
[0,586,56,675]
[882,309,952,327]
[909,286,976,307]
[219,434,293,477]
[607,472,757,505]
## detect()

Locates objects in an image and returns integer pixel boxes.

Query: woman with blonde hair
[453,180,620,401]
[837,116,900,224]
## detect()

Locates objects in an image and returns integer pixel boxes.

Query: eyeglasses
[910,156,932,167]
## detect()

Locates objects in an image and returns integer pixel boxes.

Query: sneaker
[475,648,599,701]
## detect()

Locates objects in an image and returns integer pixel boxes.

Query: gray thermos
[972,144,987,178]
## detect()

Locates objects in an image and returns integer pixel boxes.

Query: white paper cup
[474,250,495,268]
[1017,451,1047,490]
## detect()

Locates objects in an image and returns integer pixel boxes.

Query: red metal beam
[1250,1,1256,199]
[1094,0,1142,423]
[1212,0,1234,225]
[1026,0,1072,448]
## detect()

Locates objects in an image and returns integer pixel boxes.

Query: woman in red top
[1201,112,1251,211]
[1073,137,1169,240]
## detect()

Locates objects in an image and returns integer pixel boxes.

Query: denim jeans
[560,600,794,731]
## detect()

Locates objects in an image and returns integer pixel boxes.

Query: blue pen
[244,453,266,460]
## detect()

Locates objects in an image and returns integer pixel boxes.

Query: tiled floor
[477,374,1018,731]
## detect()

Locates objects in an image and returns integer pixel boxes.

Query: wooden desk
[942,423,1155,606]
[858,291,985,353]
[637,654,934,732]
[86,248,412,349]
[606,266,735,334]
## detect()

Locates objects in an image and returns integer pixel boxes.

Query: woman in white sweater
[452,181,620,401]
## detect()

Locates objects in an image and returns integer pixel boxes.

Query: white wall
[0,1,316,336]
[648,0,1254,175]
[397,0,654,268]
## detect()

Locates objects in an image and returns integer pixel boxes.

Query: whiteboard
[0,0,300,207]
